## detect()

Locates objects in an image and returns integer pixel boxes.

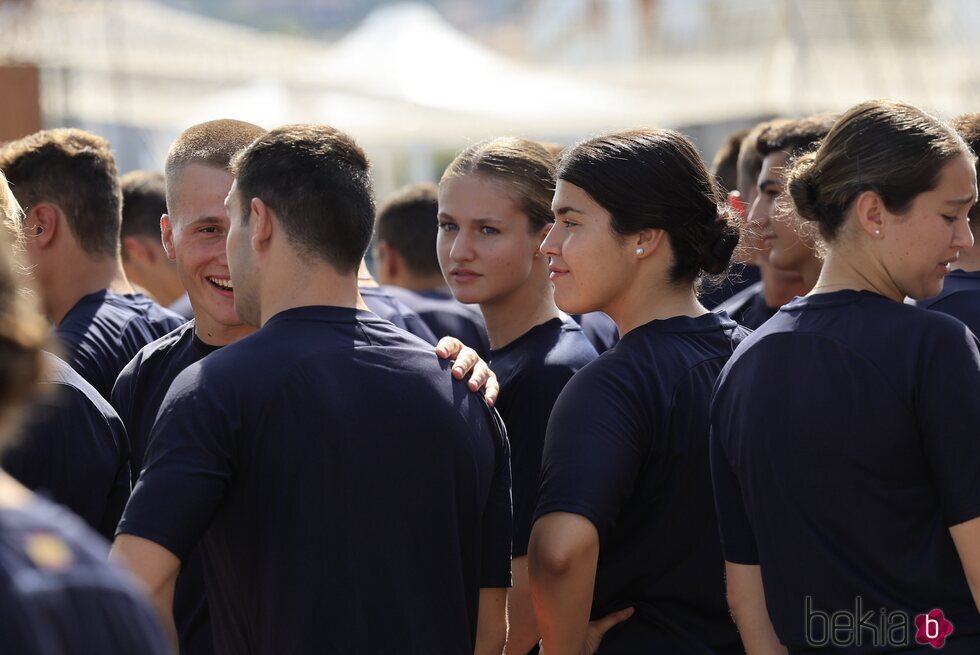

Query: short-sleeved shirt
[111,319,219,655]
[711,290,980,654]
[2,352,129,540]
[572,312,619,354]
[535,312,748,655]
[55,290,187,398]
[382,286,491,357]
[0,493,169,654]
[359,286,438,344]
[714,280,778,330]
[491,317,597,556]
[914,268,980,337]
[118,306,511,655]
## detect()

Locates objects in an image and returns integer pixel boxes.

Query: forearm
[110,535,180,649]
[725,562,786,655]
[505,556,540,654]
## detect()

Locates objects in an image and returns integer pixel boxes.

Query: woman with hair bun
[711,100,980,654]
[0,171,170,653]
[528,128,747,654]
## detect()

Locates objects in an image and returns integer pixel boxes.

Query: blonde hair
[0,170,49,447]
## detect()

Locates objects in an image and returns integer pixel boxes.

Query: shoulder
[114,322,195,387]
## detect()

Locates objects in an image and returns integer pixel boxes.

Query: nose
[953,215,975,250]
[540,221,563,257]
[448,229,475,263]
[747,193,768,228]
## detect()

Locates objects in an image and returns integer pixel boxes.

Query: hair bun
[786,153,822,224]
[699,206,740,276]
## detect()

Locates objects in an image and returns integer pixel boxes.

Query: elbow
[527,521,596,578]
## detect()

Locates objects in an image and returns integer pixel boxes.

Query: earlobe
[634,228,665,257]
[854,191,884,238]
[161,215,177,261]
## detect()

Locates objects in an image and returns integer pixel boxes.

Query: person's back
[121,308,510,653]
[538,314,747,653]
[3,352,129,539]
[712,292,980,651]
[55,289,185,398]
[0,488,170,654]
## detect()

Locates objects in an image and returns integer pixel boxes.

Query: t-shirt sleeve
[709,424,760,565]
[480,405,513,589]
[533,363,643,542]
[915,317,980,527]
[116,363,236,561]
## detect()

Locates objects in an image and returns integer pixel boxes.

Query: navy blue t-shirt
[2,352,129,540]
[572,312,619,354]
[491,317,596,556]
[914,269,980,337]
[0,492,169,654]
[111,320,218,655]
[535,313,748,654]
[699,262,762,309]
[382,285,491,358]
[55,290,186,399]
[711,291,980,654]
[714,280,777,330]
[118,306,512,655]
[360,286,438,344]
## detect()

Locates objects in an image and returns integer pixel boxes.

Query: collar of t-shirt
[264,305,378,328]
[490,317,570,359]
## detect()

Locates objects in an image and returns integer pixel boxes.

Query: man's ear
[25,203,59,249]
[161,214,177,261]
[250,197,274,252]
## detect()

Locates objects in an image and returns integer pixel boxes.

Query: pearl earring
[874,229,881,236]
[635,247,644,256]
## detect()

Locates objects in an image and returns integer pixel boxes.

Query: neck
[260,258,359,326]
[480,269,560,350]
[760,262,809,308]
[45,254,134,325]
[193,318,256,347]
[809,246,901,301]
[384,271,450,294]
[356,260,378,288]
[604,276,707,337]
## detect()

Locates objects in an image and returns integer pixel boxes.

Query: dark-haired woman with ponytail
[711,100,980,654]
[528,128,748,654]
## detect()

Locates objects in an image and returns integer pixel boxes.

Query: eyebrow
[946,195,977,206]
[436,212,503,223]
[758,179,781,191]
[553,206,585,216]
[186,215,225,227]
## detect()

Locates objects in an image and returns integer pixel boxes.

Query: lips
[449,269,481,283]
[206,276,234,294]
[548,265,569,281]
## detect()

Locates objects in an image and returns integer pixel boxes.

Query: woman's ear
[634,228,665,258]
[853,190,885,238]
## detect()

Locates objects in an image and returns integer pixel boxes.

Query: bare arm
[528,513,632,655]
[725,562,786,655]
[950,516,980,610]
[435,336,499,407]
[110,534,181,648]
[476,587,508,655]
[505,556,539,654]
